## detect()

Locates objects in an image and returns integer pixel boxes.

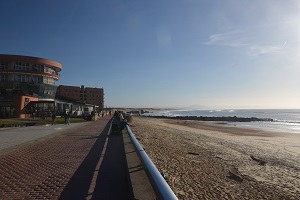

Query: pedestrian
[51,112,56,125]
[67,112,71,125]
[41,112,46,120]
[64,112,68,124]
[91,110,95,121]
[119,119,128,134]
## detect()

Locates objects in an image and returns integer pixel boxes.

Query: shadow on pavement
[59,120,133,200]
[91,133,133,200]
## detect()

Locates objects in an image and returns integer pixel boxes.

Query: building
[0,54,62,118]
[56,85,104,110]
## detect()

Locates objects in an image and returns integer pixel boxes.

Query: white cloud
[205,33,223,44]
[201,0,300,56]
[249,45,282,55]
[204,31,246,47]
[204,31,285,55]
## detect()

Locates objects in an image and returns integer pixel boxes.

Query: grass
[0,121,23,125]
[0,120,36,128]
[46,117,87,124]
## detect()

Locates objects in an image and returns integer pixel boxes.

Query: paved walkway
[0,122,86,155]
[0,116,133,199]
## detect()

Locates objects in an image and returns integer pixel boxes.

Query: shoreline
[146,115,274,122]
[129,116,300,199]
[141,114,300,134]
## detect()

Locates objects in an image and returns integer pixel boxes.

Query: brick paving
[0,122,86,153]
[0,116,131,199]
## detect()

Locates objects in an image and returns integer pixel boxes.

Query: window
[47,67,56,74]
[32,76,42,83]
[16,75,28,82]
[48,78,55,85]
[0,62,8,69]
[0,75,6,82]
[15,62,21,70]
[38,76,42,83]
[43,77,48,84]
[15,62,30,70]
[31,76,35,83]
[44,89,48,95]
[44,66,49,72]
[32,64,43,72]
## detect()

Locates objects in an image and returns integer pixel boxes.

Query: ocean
[143,109,300,134]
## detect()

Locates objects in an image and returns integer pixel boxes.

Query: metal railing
[126,124,178,200]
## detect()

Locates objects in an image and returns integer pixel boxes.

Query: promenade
[0,116,133,199]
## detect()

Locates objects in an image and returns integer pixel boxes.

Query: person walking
[51,112,56,125]
[91,111,94,121]
[64,112,68,124]
[119,119,128,134]
[67,112,71,125]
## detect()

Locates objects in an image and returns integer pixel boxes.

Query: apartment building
[0,54,62,118]
[56,85,104,109]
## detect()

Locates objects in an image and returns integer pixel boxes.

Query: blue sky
[1,0,300,109]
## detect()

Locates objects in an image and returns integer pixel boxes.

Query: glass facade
[3,74,56,85]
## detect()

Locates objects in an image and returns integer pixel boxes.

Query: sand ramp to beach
[130,116,300,199]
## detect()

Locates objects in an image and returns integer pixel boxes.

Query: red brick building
[56,85,104,109]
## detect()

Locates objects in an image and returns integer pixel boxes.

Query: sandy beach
[129,116,300,199]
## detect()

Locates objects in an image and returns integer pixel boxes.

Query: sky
[1,0,300,109]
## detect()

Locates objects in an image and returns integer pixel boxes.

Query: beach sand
[129,116,300,199]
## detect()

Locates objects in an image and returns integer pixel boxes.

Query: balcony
[0,81,58,99]
[0,69,60,80]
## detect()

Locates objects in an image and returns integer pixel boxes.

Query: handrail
[125,124,178,200]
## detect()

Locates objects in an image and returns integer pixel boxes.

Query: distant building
[0,54,62,118]
[0,54,104,118]
[56,85,104,109]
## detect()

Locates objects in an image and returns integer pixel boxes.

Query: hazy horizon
[115,105,300,110]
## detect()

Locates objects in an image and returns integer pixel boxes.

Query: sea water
[143,109,300,134]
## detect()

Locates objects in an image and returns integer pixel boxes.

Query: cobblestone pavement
[0,116,131,199]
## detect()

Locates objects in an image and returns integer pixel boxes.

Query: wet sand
[129,116,300,199]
